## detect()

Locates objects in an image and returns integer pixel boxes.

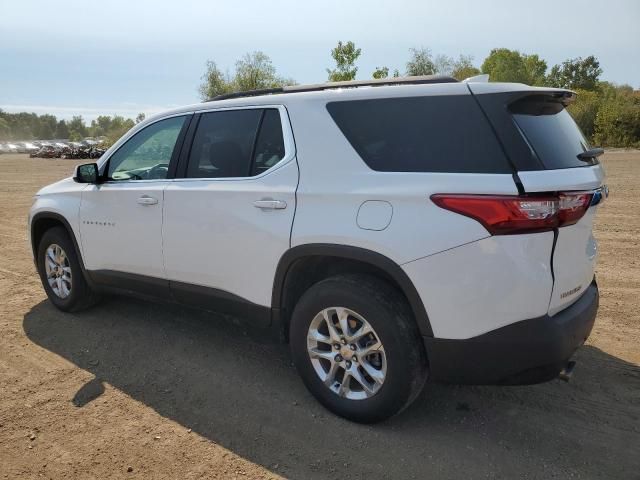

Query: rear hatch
[470,83,606,315]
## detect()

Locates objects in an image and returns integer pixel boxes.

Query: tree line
[0,111,146,146]
[199,43,640,148]
[2,43,637,148]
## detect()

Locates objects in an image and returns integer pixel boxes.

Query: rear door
[471,84,606,315]
[162,106,297,326]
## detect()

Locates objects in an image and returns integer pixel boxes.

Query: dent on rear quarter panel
[402,232,555,339]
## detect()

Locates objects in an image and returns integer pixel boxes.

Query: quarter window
[185,108,286,179]
[107,116,186,181]
[327,96,511,173]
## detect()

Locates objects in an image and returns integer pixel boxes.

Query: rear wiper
[577,148,604,161]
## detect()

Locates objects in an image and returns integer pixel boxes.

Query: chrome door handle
[137,195,158,206]
[253,199,287,210]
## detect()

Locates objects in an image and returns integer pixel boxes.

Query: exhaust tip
[558,360,576,382]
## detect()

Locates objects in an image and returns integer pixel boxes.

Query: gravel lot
[0,152,638,479]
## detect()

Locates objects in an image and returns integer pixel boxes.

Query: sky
[1,0,639,121]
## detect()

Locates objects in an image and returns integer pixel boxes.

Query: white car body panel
[79,181,168,278]
[30,178,85,257]
[517,164,605,316]
[402,232,555,339]
[163,160,298,307]
[548,208,600,316]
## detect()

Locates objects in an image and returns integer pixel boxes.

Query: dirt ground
[0,152,638,480]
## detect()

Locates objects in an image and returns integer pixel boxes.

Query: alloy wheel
[44,243,72,299]
[307,307,387,400]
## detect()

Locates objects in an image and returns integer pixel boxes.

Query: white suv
[30,76,605,423]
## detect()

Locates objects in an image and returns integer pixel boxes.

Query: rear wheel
[37,226,99,312]
[290,274,427,423]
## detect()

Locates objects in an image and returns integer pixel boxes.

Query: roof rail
[207,75,459,102]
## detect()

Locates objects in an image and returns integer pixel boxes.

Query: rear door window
[186,110,262,178]
[510,97,595,169]
[185,108,286,178]
[326,95,511,173]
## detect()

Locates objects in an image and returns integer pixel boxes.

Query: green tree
[67,115,87,139]
[103,116,136,147]
[450,55,481,80]
[522,54,547,86]
[481,48,529,83]
[198,52,294,100]
[135,113,146,124]
[568,89,601,139]
[547,56,602,91]
[372,66,389,79]
[593,87,640,147]
[55,120,69,139]
[198,61,234,100]
[406,47,436,76]
[434,54,454,75]
[90,115,114,137]
[234,51,295,91]
[34,114,57,139]
[327,41,361,81]
[0,117,10,141]
[481,48,547,85]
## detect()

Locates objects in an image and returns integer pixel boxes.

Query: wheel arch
[31,212,88,277]
[272,244,433,340]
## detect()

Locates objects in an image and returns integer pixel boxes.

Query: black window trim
[172,104,296,182]
[248,109,267,177]
[98,112,194,184]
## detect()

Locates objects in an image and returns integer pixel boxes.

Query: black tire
[37,226,99,312]
[290,274,428,423]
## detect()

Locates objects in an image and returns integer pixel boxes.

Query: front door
[79,115,189,283]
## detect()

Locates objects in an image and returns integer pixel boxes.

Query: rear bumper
[425,279,598,385]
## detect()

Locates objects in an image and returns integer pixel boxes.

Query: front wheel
[290,274,428,423]
[37,226,99,312]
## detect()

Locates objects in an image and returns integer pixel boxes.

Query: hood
[36,176,84,196]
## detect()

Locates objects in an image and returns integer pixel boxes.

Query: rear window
[511,97,595,169]
[326,95,511,173]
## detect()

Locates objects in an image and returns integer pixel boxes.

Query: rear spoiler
[462,74,490,83]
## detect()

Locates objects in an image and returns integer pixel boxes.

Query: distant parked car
[32,145,60,158]
[21,142,40,154]
[88,147,106,159]
[2,143,19,154]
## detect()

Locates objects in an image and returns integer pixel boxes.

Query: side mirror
[73,163,100,183]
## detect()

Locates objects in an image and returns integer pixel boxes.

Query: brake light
[557,192,593,226]
[431,192,593,235]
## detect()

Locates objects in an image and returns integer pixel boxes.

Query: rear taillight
[431,192,593,235]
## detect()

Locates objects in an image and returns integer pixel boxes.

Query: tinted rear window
[326,95,510,173]
[511,97,595,169]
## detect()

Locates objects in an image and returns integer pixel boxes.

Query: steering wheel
[147,164,169,179]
